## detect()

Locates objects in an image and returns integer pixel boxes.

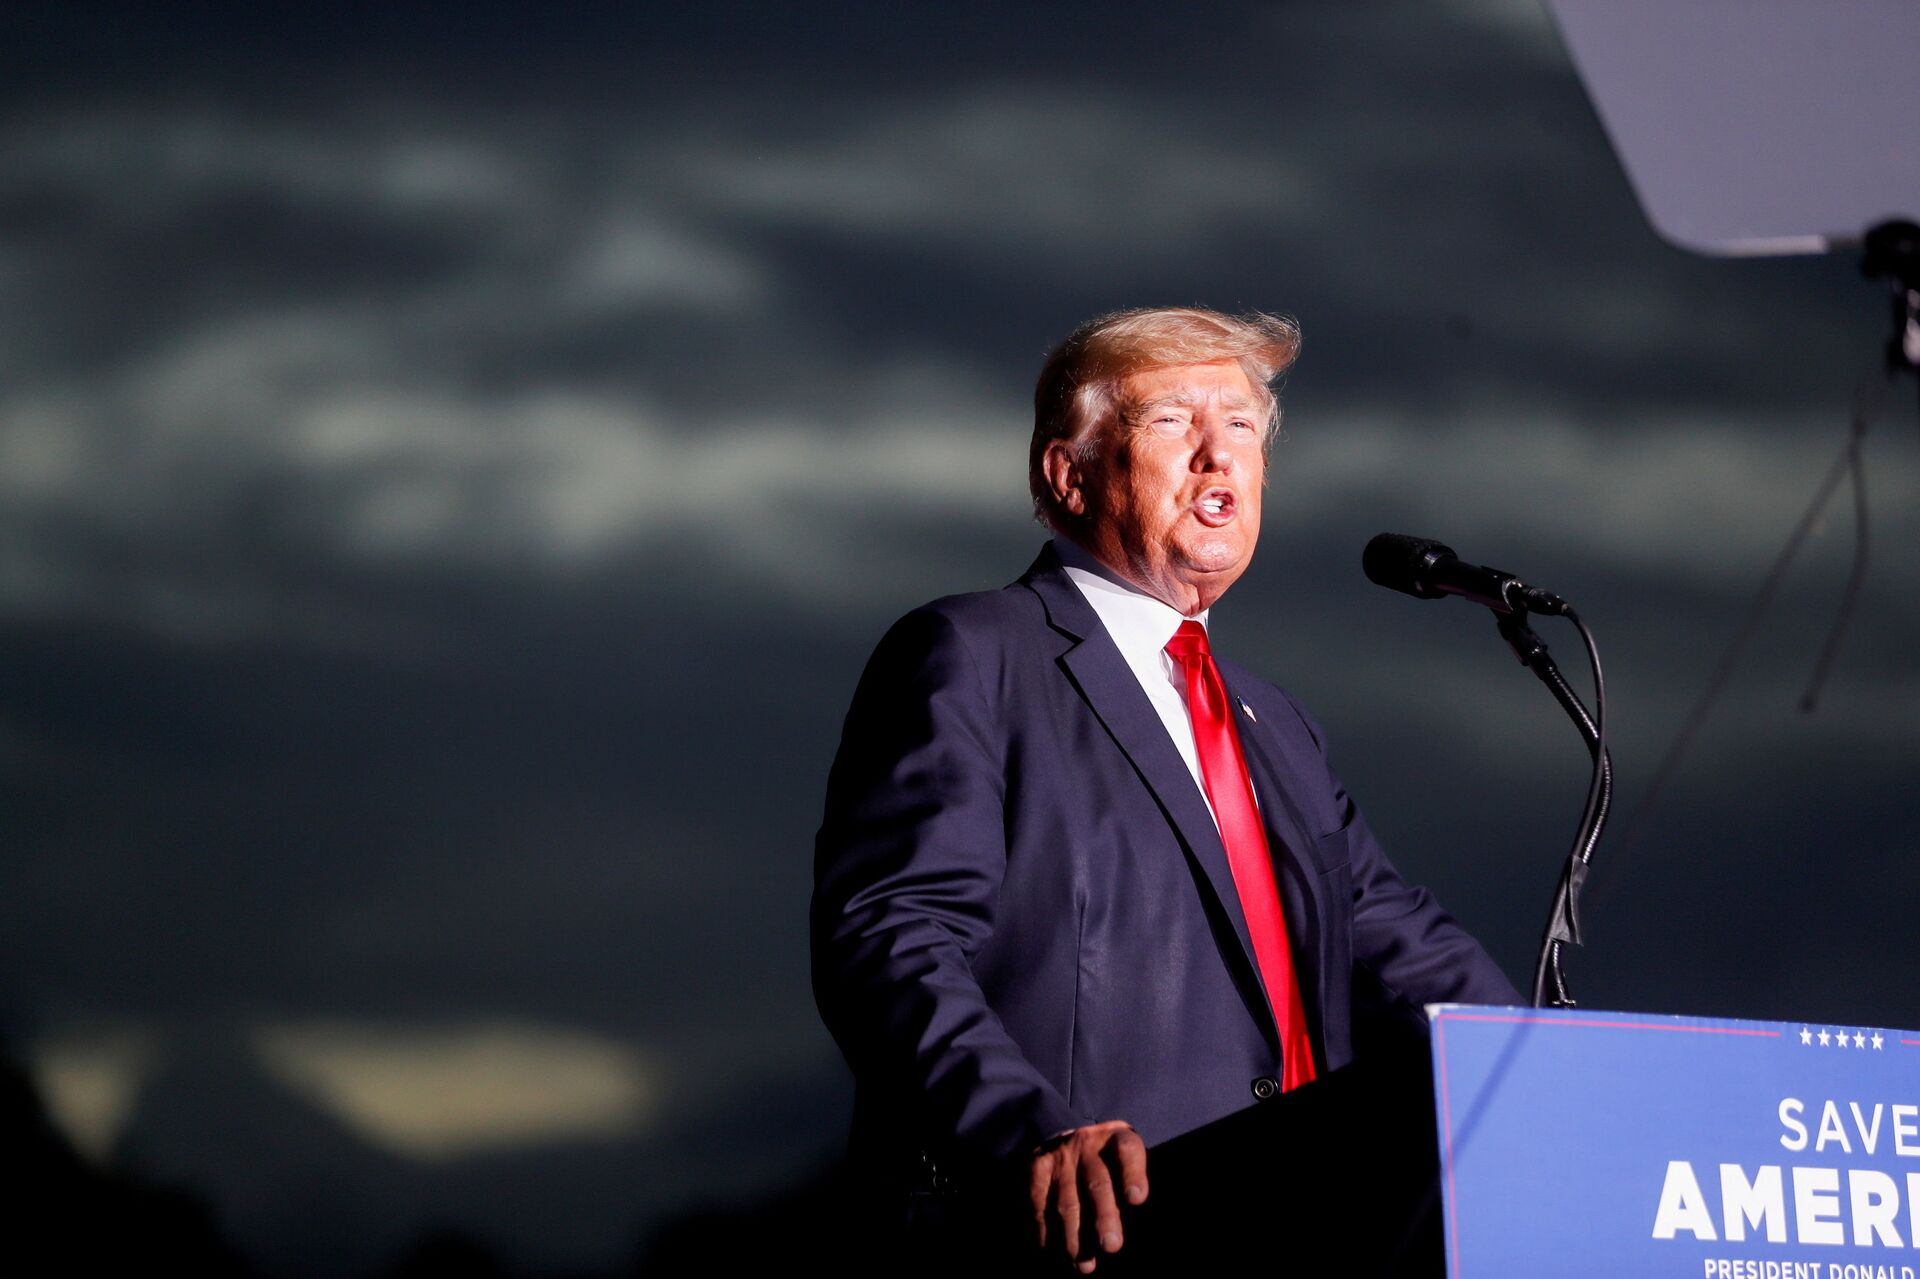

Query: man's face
[1057,359,1268,615]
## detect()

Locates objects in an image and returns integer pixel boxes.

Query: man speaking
[811,307,1519,1271]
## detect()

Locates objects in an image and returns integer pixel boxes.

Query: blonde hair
[1028,306,1301,530]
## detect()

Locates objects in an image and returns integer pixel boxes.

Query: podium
[864,1026,1446,1277]
[1116,1023,1449,1275]
[863,1005,1920,1276]
[1108,1004,1920,1276]
[1426,1005,1920,1278]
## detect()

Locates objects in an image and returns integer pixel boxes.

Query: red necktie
[1165,620,1317,1090]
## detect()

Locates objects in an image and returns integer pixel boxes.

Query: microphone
[1362,533,1569,616]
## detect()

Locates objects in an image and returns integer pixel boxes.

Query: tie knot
[1164,619,1211,664]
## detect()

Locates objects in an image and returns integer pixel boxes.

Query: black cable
[1570,609,1609,874]
[1549,611,1608,1007]
[1797,417,1870,713]
[1574,229,1919,950]
[1596,374,1885,898]
[1524,608,1610,1008]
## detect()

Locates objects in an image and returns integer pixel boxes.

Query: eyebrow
[1126,391,1263,416]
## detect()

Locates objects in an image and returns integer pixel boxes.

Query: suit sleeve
[1293,703,1524,1013]
[811,606,1081,1169]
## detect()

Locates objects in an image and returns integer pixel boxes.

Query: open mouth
[1193,489,1237,527]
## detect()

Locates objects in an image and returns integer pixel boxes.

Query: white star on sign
[1837,1033,1850,1049]
[1872,1033,1885,1050]
[1818,1029,1832,1046]
[1800,1027,1813,1045]
[1854,1032,1867,1048]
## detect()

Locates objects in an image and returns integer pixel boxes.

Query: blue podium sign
[1429,1005,1920,1279]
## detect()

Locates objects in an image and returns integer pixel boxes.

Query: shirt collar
[1052,535,1209,663]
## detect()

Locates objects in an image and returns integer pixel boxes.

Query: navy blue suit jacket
[812,545,1518,1182]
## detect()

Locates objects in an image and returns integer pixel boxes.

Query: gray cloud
[1,0,1915,1271]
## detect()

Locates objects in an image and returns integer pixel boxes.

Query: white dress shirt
[1052,535,1219,819]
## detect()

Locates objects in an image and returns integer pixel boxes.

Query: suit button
[1251,1076,1279,1100]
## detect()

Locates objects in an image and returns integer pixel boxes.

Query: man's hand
[1028,1120,1149,1273]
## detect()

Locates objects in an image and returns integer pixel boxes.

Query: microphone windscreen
[1362,532,1454,597]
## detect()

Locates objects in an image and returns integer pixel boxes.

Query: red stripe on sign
[1434,1012,1780,1037]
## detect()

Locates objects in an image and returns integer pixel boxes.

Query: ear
[1042,439,1089,518]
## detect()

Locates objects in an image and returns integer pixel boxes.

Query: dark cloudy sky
[3,2,1915,1273]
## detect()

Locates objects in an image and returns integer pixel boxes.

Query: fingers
[1114,1127,1150,1206]
[1029,1122,1145,1273]
[1055,1149,1085,1266]
[1080,1143,1123,1255]
[1029,1156,1052,1250]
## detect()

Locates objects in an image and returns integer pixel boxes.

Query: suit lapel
[1019,547,1272,1039]
[1220,667,1334,1062]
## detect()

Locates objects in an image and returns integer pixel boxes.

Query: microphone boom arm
[1496,608,1611,1008]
